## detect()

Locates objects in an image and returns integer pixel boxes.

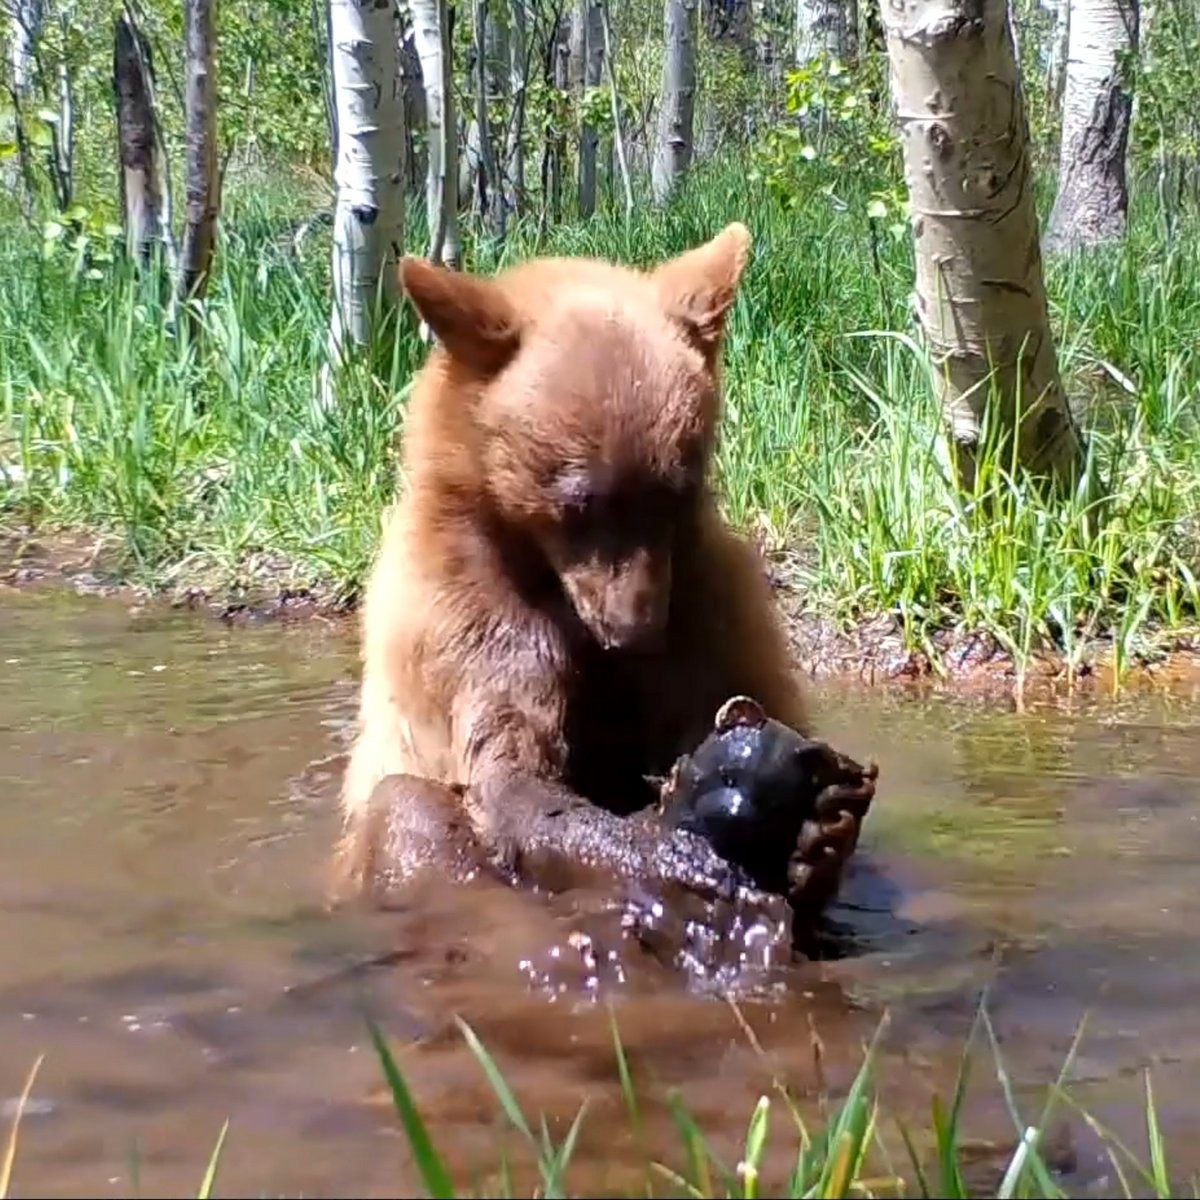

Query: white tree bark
[411,0,461,266]
[328,0,405,354]
[652,0,698,204]
[1043,0,1070,106]
[1044,0,1138,253]
[472,0,504,238]
[506,0,527,213]
[9,0,43,92]
[794,0,851,65]
[114,12,165,265]
[882,0,1084,489]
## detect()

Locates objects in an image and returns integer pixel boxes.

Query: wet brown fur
[334,225,826,905]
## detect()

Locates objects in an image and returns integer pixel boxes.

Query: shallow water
[3,586,1200,1197]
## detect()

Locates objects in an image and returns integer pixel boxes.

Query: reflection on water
[3,586,1200,1196]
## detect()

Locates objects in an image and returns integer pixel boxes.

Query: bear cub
[334,223,871,920]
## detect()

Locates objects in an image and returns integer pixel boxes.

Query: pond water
[3,585,1200,1197]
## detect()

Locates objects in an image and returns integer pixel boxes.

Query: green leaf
[867,198,889,219]
[0,141,17,159]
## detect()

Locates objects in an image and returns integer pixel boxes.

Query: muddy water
[4,588,1200,1197]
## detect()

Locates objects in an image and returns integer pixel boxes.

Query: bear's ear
[651,222,752,354]
[713,694,767,734]
[399,257,521,375]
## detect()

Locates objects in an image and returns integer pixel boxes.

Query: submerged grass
[6,1000,1194,1197]
[2,157,1200,674]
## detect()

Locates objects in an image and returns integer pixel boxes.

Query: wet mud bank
[6,522,1200,703]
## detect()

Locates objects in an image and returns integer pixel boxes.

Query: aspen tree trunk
[506,0,527,213]
[9,0,43,90]
[548,19,568,223]
[882,0,1084,490]
[598,0,632,218]
[178,0,219,307]
[651,0,698,204]
[4,0,42,205]
[399,19,427,194]
[1044,0,1069,107]
[113,12,165,266]
[1044,0,1137,253]
[472,0,504,238]
[577,0,603,216]
[411,0,461,266]
[327,0,406,355]
[795,0,851,64]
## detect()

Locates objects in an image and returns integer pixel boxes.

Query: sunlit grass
[2,157,1199,675]
[6,999,1193,1197]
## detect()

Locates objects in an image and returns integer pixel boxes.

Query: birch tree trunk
[178,0,219,308]
[399,19,427,194]
[9,0,43,90]
[882,0,1084,490]
[327,0,406,356]
[113,12,165,266]
[577,0,603,217]
[547,20,568,224]
[506,0,527,213]
[1044,0,1138,253]
[472,0,504,239]
[411,0,461,267]
[794,0,851,64]
[651,0,698,205]
[1043,0,1069,108]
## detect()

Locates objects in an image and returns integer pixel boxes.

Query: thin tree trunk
[651,0,697,205]
[1044,0,1138,253]
[506,0,527,214]
[473,0,505,239]
[399,18,428,194]
[9,0,43,91]
[113,12,165,266]
[547,19,568,225]
[577,0,602,216]
[1044,0,1069,109]
[178,0,219,308]
[327,0,406,355]
[882,0,1084,490]
[411,0,461,267]
[794,0,850,64]
[598,0,632,219]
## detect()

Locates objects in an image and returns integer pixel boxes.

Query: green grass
[4,1001,1194,1197]
[3,154,1200,675]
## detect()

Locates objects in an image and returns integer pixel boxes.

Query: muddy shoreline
[6,521,1200,702]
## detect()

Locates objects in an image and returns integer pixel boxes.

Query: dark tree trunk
[178,0,220,308]
[113,13,164,266]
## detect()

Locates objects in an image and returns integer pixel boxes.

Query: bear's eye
[555,471,594,511]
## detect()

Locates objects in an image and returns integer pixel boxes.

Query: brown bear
[334,223,872,920]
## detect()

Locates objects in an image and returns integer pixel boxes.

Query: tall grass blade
[364,1015,457,1198]
[1,1053,44,1200]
